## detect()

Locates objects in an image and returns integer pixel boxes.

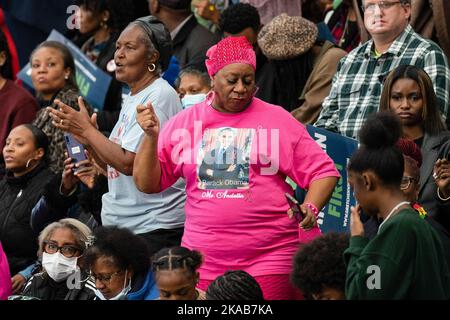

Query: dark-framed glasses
[43,240,82,258]
[90,270,124,284]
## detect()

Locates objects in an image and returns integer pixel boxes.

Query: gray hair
[174,67,212,89]
[127,22,163,75]
[37,218,92,257]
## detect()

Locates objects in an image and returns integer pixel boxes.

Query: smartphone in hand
[285,192,304,222]
[64,133,87,172]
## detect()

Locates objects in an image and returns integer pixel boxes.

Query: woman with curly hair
[291,232,348,300]
[84,226,159,300]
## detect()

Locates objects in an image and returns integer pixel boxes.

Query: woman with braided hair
[152,247,205,300]
[206,270,264,300]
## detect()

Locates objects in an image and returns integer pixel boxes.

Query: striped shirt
[315,24,450,139]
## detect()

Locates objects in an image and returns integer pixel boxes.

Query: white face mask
[181,93,207,109]
[94,270,132,300]
[42,252,78,282]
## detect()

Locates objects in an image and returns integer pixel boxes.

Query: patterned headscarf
[205,36,256,77]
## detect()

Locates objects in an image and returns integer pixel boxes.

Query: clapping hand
[48,96,97,146]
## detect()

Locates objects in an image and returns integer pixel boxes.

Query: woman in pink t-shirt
[133,36,340,300]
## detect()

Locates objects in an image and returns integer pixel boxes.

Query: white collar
[170,14,193,40]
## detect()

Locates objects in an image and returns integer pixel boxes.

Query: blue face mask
[181,93,207,109]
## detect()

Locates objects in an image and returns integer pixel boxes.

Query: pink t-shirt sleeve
[286,124,340,189]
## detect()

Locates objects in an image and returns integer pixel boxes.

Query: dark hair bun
[358,111,402,149]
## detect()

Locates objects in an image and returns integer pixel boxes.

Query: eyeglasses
[43,241,82,258]
[400,176,416,190]
[90,270,124,284]
[362,1,403,13]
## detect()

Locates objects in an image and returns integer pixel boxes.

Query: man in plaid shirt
[315,0,450,139]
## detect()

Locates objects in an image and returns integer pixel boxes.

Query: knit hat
[157,0,191,10]
[205,36,256,77]
[257,14,318,60]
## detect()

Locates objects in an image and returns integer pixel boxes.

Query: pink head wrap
[205,36,256,77]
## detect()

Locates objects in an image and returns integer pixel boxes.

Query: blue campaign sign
[302,125,359,233]
[17,29,112,110]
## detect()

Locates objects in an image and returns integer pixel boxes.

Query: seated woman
[0,125,54,280]
[31,41,92,173]
[152,247,205,300]
[30,151,102,233]
[0,29,39,179]
[84,226,159,300]
[21,218,96,300]
[205,270,264,300]
[346,111,450,299]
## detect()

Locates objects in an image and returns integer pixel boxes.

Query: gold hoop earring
[148,63,156,72]
[100,19,108,29]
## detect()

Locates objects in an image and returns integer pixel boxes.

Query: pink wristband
[305,202,319,217]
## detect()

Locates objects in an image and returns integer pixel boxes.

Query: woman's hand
[73,159,97,189]
[350,204,365,237]
[136,101,160,137]
[11,274,26,294]
[434,158,450,199]
[61,156,79,195]
[62,152,98,193]
[47,96,97,146]
[299,203,317,231]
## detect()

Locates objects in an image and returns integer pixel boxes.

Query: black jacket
[23,270,97,300]
[419,132,450,219]
[0,163,54,275]
[172,15,219,72]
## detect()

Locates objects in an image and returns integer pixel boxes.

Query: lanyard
[377,201,410,235]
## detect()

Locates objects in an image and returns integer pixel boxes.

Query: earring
[65,75,69,80]
[100,19,108,29]
[26,159,32,168]
[148,63,156,72]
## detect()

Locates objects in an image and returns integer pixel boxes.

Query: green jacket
[345,208,450,299]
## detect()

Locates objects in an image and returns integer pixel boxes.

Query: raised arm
[133,102,162,193]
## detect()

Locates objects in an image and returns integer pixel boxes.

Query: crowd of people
[1,0,450,300]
